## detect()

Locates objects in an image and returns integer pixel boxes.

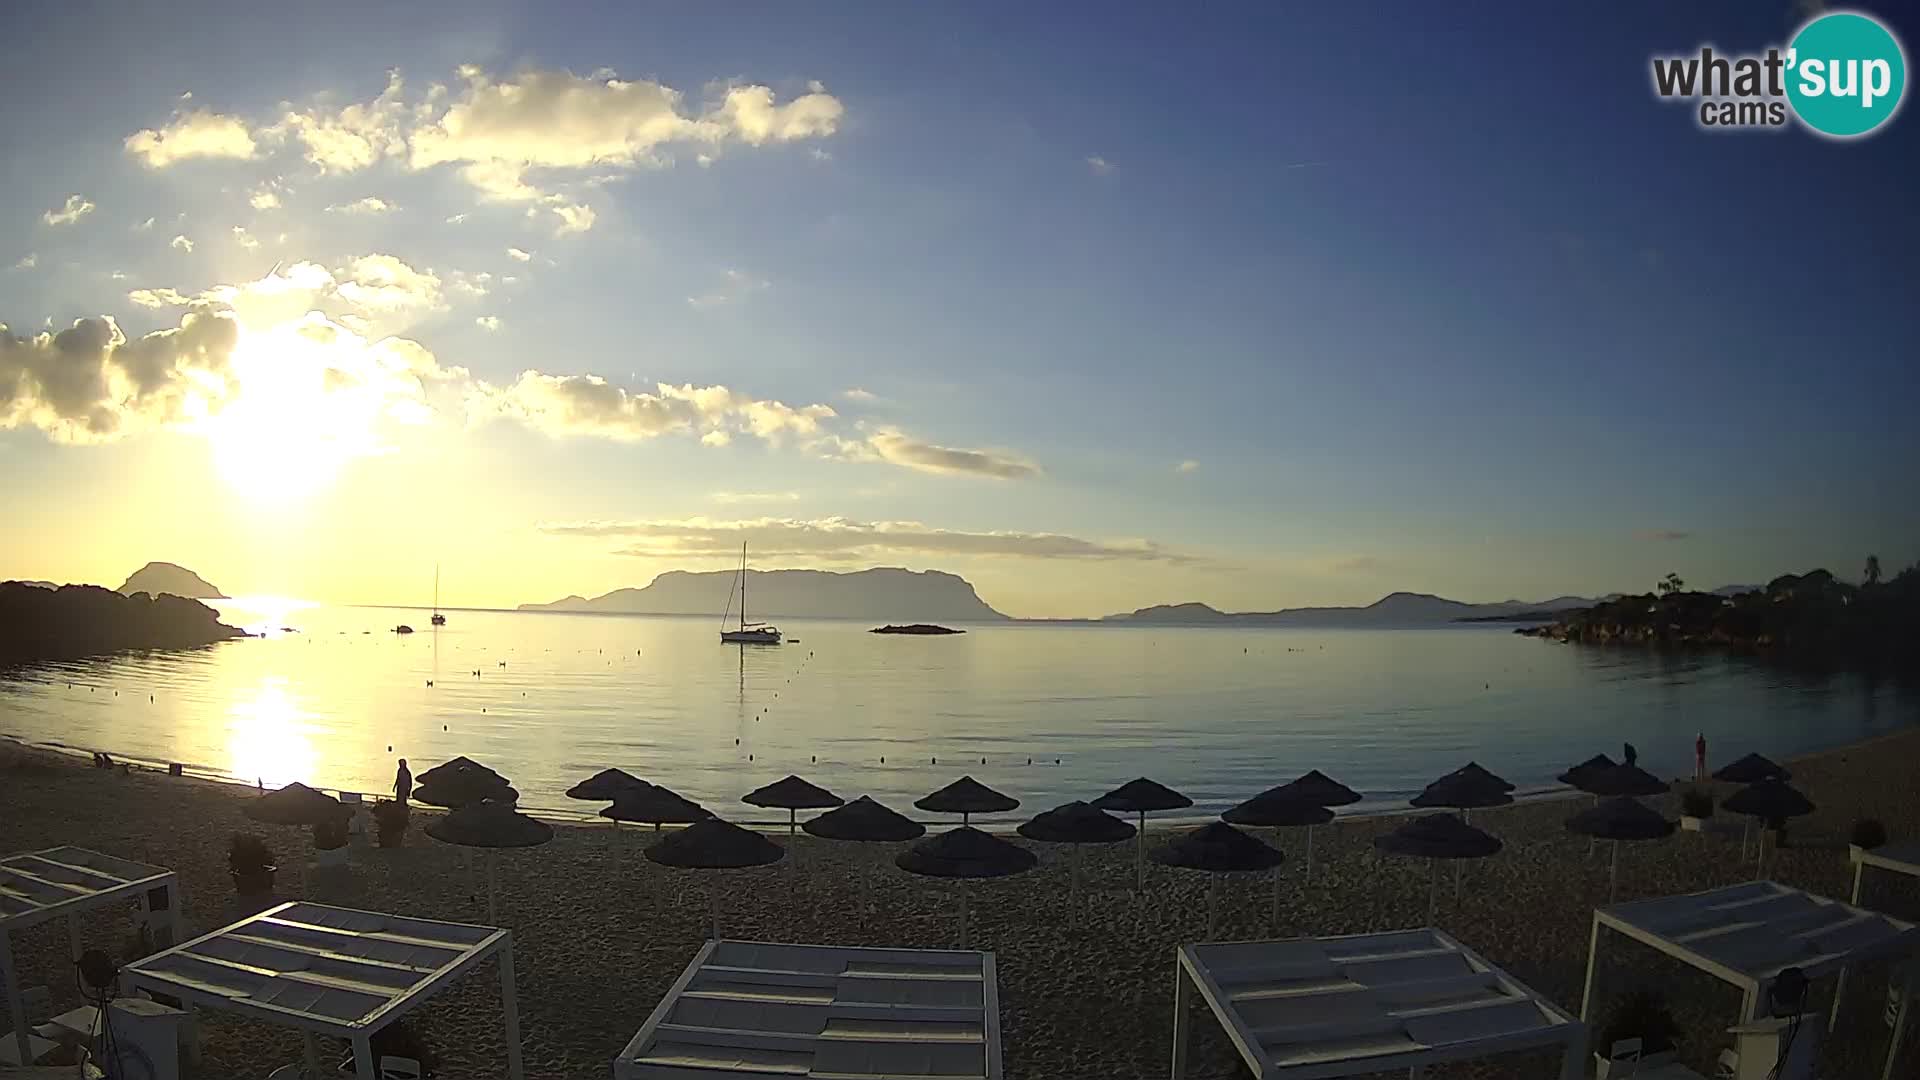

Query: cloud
[1086,155,1114,175]
[273,71,412,173]
[809,147,833,162]
[328,196,396,215]
[506,246,532,262]
[249,189,281,210]
[43,195,96,227]
[864,428,1038,479]
[231,226,260,250]
[1283,160,1329,171]
[470,373,836,445]
[712,491,801,505]
[539,515,1198,564]
[1327,555,1384,573]
[124,110,257,167]
[687,268,768,309]
[133,218,156,232]
[1635,529,1693,542]
[331,254,442,312]
[549,202,596,235]
[842,387,876,402]
[0,310,242,443]
[1175,459,1199,474]
[445,213,468,225]
[475,315,501,332]
[12,254,36,271]
[170,235,194,253]
[128,288,193,308]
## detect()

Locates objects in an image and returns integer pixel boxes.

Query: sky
[3,2,1916,619]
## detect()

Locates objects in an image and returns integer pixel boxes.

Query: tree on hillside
[1657,572,1686,596]
[1864,554,1882,587]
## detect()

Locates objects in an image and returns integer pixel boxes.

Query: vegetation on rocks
[0,581,245,662]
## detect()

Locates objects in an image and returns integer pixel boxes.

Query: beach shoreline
[3,730,1918,1078]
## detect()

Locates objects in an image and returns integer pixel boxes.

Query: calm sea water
[3,600,1915,822]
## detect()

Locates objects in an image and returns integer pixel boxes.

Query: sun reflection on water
[225,677,318,789]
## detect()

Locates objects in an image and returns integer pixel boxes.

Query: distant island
[0,582,246,662]
[1100,591,1598,628]
[521,567,1008,622]
[119,561,226,599]
[871,624,964,635]
[1519,565,1918,668]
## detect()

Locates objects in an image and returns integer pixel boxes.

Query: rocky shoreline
[0,581,246,663]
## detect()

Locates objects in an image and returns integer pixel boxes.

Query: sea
[3,599,1915,822]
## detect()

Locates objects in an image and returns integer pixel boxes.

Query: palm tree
[1657,572,1686,596]
[1864,554,1882,587]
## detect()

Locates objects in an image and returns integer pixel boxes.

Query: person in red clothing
[1694,733,1707,781]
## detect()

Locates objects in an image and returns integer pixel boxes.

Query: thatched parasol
[646,819,785,940]
[244,782,352,826]
[1222,794,1334,929]
[1018,801,1136,905]
[743,774,845,834]
[1151,822,1285,939]
[413,757,516,808]
[896,827,1037,947]
[602,784,712,830]
[1092,777,1193,891]
[914,776,1019,825]
[1564,797,1676,901]
[1557,754,1618,790]
[1723,779,1816,877]
[566,768,647,802]
[1373,813,1503,922]
[802,796,925,922]
[424,802,554,922]
[1713,752,1791,785]
[1583,764,1669,798]
[1268,769,1364,808]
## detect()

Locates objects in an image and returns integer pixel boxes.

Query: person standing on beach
[394,758,411,806]
[1695,733,1707,781]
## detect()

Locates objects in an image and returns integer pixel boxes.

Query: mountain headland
[119,561,226,599]
[0,581,246,662]
[520,567,1009,623]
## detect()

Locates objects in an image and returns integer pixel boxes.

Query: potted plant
[1679,787,1714,832]
[229,833,276,901]
[372,800,411,848]
[313,818,351,867]
[1850,818,1888,864]
[1594,990,1680,1077]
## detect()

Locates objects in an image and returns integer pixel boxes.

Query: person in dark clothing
[1623,741,1638,767]
[394,758,412,806]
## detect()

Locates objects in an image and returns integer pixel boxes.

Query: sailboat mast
[434,563,440,615]
[739,541,748,631]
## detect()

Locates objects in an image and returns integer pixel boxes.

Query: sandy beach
[4,732,1919,1079]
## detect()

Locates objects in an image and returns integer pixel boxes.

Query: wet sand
[3,730,1918,1079]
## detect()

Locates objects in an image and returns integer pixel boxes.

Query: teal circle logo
[1786,11,1906,138]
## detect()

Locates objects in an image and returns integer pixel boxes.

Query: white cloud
[133,217,156,232]
[445,213,468,225]
[506,246,532,262]
[1086,155,1114,175]
[43,195,96,227]
[127,288,193,308]
[862,427,1039,479]
[469,372,835,446]
[12,254,36,271]
[272,72,412,173]
[717,82,844,146]
[549,201,596,235]
[0,310,242,443]
[687,268,769,309]
[328,196,396,215]
[170,235,195,253]
[249,189,281,210]
[1175,459,1199,474]
[124,110,257,167]
[332,254,442,312]
[809,147,833,162]
[842,387,876,402]
[538,516,1196,564]
[475,315,501,332]
[231,226,259,250]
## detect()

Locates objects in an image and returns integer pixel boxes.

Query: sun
[198,318,416,503]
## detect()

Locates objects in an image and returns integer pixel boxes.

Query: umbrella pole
[1305,824,1315,886]
[1428,860,1439,924]
[1136,812,1147,893]
[711,874,722,941]
[1609,840,1620,903]
[959,884,969,949]
[789,808,796,836]
[1207,874,1219,940]
[1070,843,1081,908]
[1588,795,1599,857]
[486,850,498,924]
[1271,863,1282,934]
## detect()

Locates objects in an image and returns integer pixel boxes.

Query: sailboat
[430,563,447,626]
[719,542,781,645]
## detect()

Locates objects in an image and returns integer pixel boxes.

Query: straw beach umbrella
[1222,794,1332,929]
[803,796,925,920]
[1018,801,1135,905]
[1373,813,1502,923]
[646,818,785,940]
[1713,752,1791,785]
[566,767,646,802]
[1411,764,1512,900]
[896,827,1037,947]
[244,782,352,827]
[915,776,1019,825]
[743,774,844,834]
[1559,753,1620,856]
[413,757,517,808]
[1251,770,1363,884]
[1151,823,1284,939]
[601,783,711,831]
[1565,797,1676,901]
[1092,777,1193,891]
[424,802,554,922]
[1723,779,1815,877]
